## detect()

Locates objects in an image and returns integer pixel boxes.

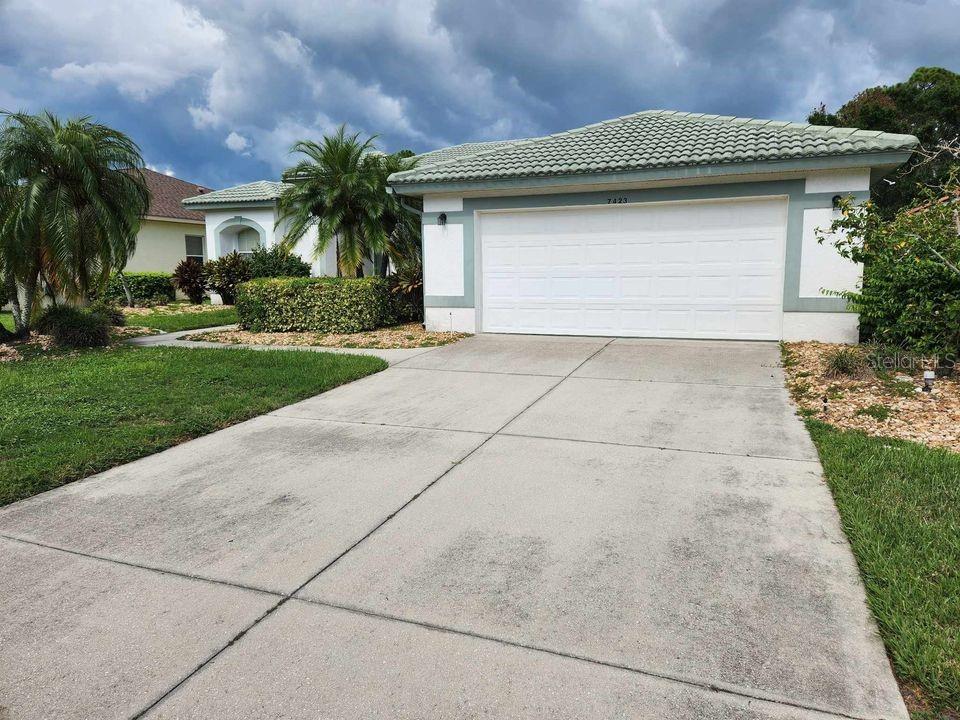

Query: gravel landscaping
[186,322,469,350]
[783,341,960,452]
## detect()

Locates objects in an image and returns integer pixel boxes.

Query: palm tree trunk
[20,269,39,334]
[3,268,26,339]
[117,271,134,306]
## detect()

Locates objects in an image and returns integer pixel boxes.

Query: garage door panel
[481,199,786,340]
[621,276,653,298]
[585,243,619,265]
[738,274,779,299]
[550,243,582,266]
[620,241,656,265]
[738,237,781,264]
[582,276,618,299]
[696,276,734,299]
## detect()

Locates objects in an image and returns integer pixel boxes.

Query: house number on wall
[606,196,628,204]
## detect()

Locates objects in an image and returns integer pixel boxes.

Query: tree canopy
[809,66,960,214]
[0,111,149,337]
[278,125,419,278]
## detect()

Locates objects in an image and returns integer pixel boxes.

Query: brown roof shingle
[139,168,212,222]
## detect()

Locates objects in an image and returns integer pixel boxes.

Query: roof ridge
[391,110,724,179]
[406,138,532,176]
[394,111,661,180]
[647,109,919,143]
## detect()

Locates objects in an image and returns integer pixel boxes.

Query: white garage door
[479,197,788,340]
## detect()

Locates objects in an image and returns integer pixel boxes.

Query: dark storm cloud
[1,0,956,187]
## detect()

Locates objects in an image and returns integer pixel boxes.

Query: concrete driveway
[0,335,906,720]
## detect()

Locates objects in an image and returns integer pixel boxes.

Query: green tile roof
[182,180,289,207]
[390,110,919,187]
[413,139,532,165]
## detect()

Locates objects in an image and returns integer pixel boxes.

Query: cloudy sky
[1,0,957,188]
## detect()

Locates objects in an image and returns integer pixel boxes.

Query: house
[181,181,337,287]
[388,110,918,342]
[126,169,212,272]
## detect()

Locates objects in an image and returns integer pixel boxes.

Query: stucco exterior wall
[125,219,206,273]
[419,168,869,341]
[202,205,338,277]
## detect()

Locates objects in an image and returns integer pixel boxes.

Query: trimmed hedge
[101,272,175,306]
[236,277,390,333]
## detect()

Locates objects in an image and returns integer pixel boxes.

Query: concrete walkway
[0,335,906,720]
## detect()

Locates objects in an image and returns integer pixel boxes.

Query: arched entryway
[213,216,268,258]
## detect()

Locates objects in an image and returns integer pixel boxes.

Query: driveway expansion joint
[124,340,616,718]
[497,430,823,464]
[291,597,883,720]
[0,534,878,720]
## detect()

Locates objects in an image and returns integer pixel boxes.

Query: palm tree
[0,111,149,336]
[278,125,417,278]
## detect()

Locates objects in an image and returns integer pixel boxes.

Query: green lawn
[129,305,239,332]
[0,345,385,505]
[807,420,960,718]
[1,311,12,331]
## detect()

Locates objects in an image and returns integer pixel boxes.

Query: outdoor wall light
[923,370,936,392]
[832,195,843,210]
[437,212,447,226]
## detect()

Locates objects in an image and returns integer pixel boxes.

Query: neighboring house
[389,110,919,342]
[181,181,338,288]
[126,169,212,272]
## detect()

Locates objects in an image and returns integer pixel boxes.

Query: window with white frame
[236,228,261,258]
[185,235,204,262]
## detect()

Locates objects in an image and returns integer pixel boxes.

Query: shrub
[236,277,390,333]
[89,301,125,327]
[100,272,175,306]
[248,245,311,279]
[823,346,867,378]
[821,181,960,354]
[387,260,423,324]
[205,251,252,305]
[173,258,207,304]
[40,307,111,348]
[36,305,77,335]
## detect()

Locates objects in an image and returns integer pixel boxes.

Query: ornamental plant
[204,251,252,305]
[248,245,311,279]
[173,258,207,304]
[819,173,960,354]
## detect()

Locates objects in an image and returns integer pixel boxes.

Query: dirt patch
[112,325,161,340]
[0,326,157,362]
[783,341,960,452]
[186,323,469,350]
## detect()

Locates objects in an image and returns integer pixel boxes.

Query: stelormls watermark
[867,349,957,374]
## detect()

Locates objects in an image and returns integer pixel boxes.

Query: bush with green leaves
[821,178,960,354]
[236,277,390,333]
[38,306,111,347]
[100,272,175,306]
[88,301,125,327]
[204,251,252,305]
[387,259,423,324]
[248,245,312,279]
[172,258,207,304]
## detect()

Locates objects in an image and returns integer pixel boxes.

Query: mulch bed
[783,341,960,452]
[0,326,157,362]
[122,303,229,317]
[186,323,469,350]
